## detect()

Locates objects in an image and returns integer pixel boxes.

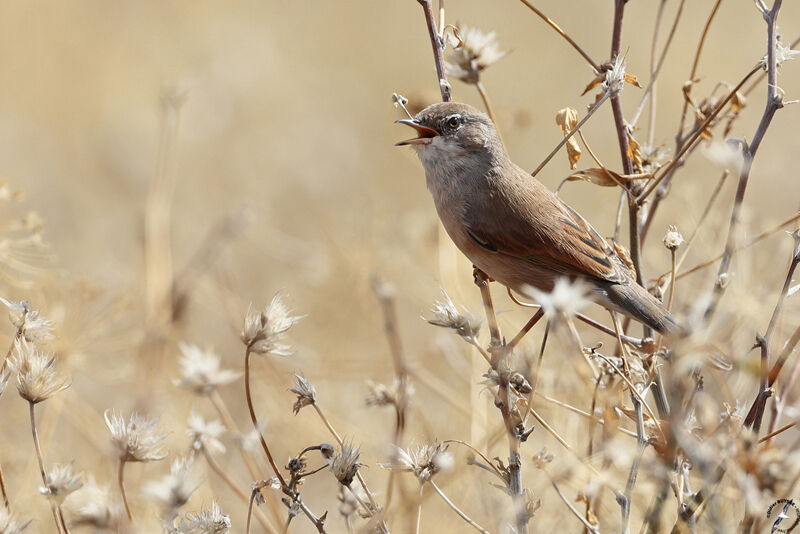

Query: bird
[395,101,683,335]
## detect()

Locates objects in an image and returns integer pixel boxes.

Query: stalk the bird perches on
[397,102,684,335]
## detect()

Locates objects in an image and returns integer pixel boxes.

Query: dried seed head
[380,442,452,483]
[528,278,589,319]
[11,338,70,404]
[187,412,226,456]
[603,56,627,95]
[241,293,304,355]
[764,40,800,70]
[174,343,240,395]
[105,410,168,463]
[555,108,581,169]
[425,290,482,341]
[0,298,55,344]
[63,477,120,529]
[183,502,231,534]
[145,457,197,519]
[39,463,83,505]
[0,505,30,534]
[663,225,684,251]
[329,442,361,487]
[532,448,554,469]
[288,374,317,414]
[238,424,267,454]
[445,26,508,84]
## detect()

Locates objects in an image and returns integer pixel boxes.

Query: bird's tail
[603,281,686,336]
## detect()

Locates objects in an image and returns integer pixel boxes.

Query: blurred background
[0,1,799,532]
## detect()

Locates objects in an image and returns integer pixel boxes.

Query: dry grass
[0,1,799,533]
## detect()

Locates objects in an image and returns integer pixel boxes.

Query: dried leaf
[566,138,581,170]
[730,91,747,115]
[627,133,643,171]
[624,73,643,88]
[581,74,604,96]
[555,107,581,169]
[555,107,579,134]
[682,78,700,108]
[602,403,620,443]
[557,168,651,191]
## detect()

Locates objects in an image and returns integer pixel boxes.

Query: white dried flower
[763,40,800,69]
[63,477,120,529]
[187,412,226,456]
[241,293,304,355]
[0,370,9,400]
[425,290,482,340]
[663,225,684,250]
[11,338,69,403]
[39,463,83,505]
[105,410,168,463]
[0,299,55,344]
[184,502,231,534]
[532,448,554,469]
[445,26,508,84]
[174,343,240,395]
[380,442,452,483]
[288,374,316,414]
[703,139,744,173]
[0,505,30,534]
[238,425,266,454]
[365,380,395,407]
[603,55,627,95]
[329,442,361,487]
[528,278,590,319]
[145,457,197,518]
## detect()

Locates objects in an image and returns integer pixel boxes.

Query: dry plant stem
[244,348,286,487]
[203,449,277,534]
[763,242,799,345]
[311,404,381,517]
[474,269,502,347]
[414,484,424,534]
[675,213,800,280]
[549,478,600,534]
[767,326,800,438]
[58,507,72,534]
[641,0,724,235]
[631,0,687,134]
[0,462,8,508]
[429,480,490,534]
[706,0,784,319]
[507,309,544,352]
[534,392,638,438]
[208,390,282,525]
[372,281,409,518]
[531,91,610,178]
[246,489,256,534]
[475,81,504,147]
[743,34,800,97]
[517,0,600,72]
[28,402,66,534]
[417,0,451,102]
[637,64,762,205]
[118,460,132,522]
[667,249,677,311]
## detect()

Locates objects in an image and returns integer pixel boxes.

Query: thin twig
[549,477,600,534]
[244,348,286,486]
[531,91,610,178]
[518,0,600,72]
[706,0,785,318]
[429,480,490,534]
[417,0,451,102]
[118,460,132,522]
[29,402,66,534]
[203,449,277,534]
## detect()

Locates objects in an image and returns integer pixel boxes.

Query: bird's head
[395,102,504,166]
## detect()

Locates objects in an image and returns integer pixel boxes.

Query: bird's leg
[473,267,503,350]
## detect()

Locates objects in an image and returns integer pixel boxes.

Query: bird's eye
[447,115,461,129]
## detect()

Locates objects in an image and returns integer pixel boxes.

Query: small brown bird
[396,102,682,335]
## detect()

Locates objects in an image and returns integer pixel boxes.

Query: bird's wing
[461,171,627,284]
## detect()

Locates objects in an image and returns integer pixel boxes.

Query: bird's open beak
[394,119,440,146]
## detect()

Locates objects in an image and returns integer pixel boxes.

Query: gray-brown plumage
[396,102,682,335]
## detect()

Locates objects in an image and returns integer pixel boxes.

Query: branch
[417,0,451,102]
[705,0,785,319]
